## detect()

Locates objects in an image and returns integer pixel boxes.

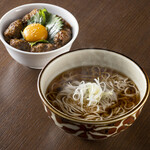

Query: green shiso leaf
[27,8,47,26]
[46,14,63,41]
[29,40,49,47]
[27,8,64,42]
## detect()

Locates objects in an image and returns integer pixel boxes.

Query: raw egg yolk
[23,24,48,42]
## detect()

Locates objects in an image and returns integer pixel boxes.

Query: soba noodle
[46,66,140,121]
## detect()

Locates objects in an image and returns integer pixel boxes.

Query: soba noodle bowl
[46,66,140,121]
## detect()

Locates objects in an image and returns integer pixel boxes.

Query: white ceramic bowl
[0,3,79,69]
[37,49,149,140]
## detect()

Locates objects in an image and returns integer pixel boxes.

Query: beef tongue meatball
[4,19,23,43]
[53,28,72,48]
[22,9,38,24]
[31,43,54,52]
[10,39,31,51]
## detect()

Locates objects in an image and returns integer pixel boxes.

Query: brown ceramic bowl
[37,49,150,140]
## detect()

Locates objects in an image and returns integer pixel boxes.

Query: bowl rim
[37,48,150,124]
[0,3,79,55]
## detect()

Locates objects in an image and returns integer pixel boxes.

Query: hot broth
[46,66,140,121]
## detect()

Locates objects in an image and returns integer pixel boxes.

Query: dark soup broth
[46,66,140,121]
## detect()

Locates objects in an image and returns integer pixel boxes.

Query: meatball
[10,39,31,51]
[31,43,54,52]
[22,9,38,24]
[53,28,72,48]
[4,19,23,43]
